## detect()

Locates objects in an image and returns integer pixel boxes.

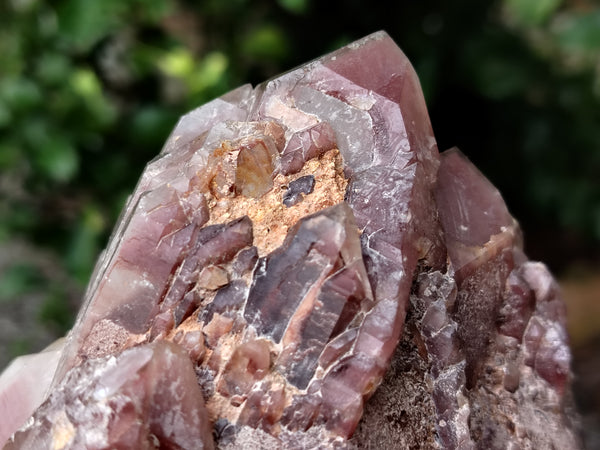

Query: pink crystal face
[435,147,518,284]
[1,32,578,449]
[0,340,64,445]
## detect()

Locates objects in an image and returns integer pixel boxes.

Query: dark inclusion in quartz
[0,32,581,449]
[282,175,315,207]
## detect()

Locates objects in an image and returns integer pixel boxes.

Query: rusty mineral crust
[0,32,581,449]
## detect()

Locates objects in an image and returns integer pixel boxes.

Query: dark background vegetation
[1,0,599,444]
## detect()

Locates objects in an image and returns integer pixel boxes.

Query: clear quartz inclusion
[1,32,580,449]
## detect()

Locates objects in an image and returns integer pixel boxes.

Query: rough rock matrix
[0,32,581,449]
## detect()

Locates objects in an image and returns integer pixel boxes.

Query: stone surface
[0,32,580,449]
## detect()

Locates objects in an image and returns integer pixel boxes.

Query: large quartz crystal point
[34,30,442,446]
[435,147,521,386]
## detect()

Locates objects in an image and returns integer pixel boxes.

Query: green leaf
[0,141,19,168]
[66,205,105,283]
[278,0,309,15]
[56,0,126,52]
[4,204,37,233]
[473,55,530,99]
[157,47,195,79]
[504,0,562,26]
[35,53,71,86]
[0,77,42,112]
[189,52,229,95]
[129,106,177,147]
[39,287,74,333]
[132,0,172,23]
[32,133,79,182]
[555,11,600,52]
[71,68,103,98]
[70,68,117,127]
[0,264,43,302]
[242,25,289,62]
[0,101,12,128]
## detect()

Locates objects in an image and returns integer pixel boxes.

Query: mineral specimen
[0,31,580,449]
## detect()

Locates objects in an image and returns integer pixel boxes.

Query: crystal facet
[0,32,580,449]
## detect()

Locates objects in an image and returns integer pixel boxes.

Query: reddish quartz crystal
[0,32,580,449]
[5,341,213,449]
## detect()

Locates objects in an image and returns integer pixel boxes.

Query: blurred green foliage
[0,0,599,352]
[0,264,43,303]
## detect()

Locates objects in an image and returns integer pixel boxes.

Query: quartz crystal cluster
[0,32,581,449]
